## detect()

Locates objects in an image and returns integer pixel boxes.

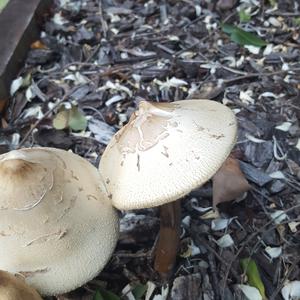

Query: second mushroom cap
[99,99,237,210]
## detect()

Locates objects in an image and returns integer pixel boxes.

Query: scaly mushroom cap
[0,270,42,300]
[0,148,119,296]
[99,99,237,210]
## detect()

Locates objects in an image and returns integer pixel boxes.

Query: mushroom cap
[0,148,119,296]
[0,270,42,300]
[99,99,237,210]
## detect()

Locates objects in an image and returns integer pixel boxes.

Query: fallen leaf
[241,258,266,299]
[288,221,300,233]
[132,283,147,299]
[211,217,235,231]
[276,122,292,132]
[237,284,262,300]
[30,40,48,49]
[68,106,87,131]
[0,99,7,113]
[53,109,69,130]
[213,157,250,208]
[239,9,252,22]
[10,77,23,96]
[270,210,288,224]
[145,282,156,300]
[88,118,116,145]
[94,288,120,300]
[281,281,300,300]
[216,234,234,248]
[264,246,282,259]
[295,139,300,151]
[53,106,87,131]
[222,24,267,47]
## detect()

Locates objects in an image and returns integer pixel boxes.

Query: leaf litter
[1,0,300,299]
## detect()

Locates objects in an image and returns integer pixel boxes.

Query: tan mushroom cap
[0,147,119,296]
[0,270,42,300]
[99,99,237,210]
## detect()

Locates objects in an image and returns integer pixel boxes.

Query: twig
[98,0,108,38]
[194,235,240,282]
[221,203,300,298]
[223,68,300,85]
[269,257,300,300]
[207,249,220,300]
[265,11,300,16]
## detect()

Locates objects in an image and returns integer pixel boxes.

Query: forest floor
[1,0,300,299]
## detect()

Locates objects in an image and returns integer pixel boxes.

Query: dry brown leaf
[213,156,250,208]
[0,99,7,113]
[1,117,8,129]
[30,40,48,50]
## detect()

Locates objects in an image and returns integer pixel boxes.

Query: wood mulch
[1,0,300,299]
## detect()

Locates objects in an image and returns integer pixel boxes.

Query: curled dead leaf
[213,156,250,208]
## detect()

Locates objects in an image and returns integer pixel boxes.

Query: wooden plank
[0,0,52,110]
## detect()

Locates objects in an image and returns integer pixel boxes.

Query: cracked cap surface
[99,99,237,210]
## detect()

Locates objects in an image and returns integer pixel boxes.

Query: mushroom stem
[154,200,181,279]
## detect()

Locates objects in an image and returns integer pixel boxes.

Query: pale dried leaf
[216,234,234,248]
[281,281,300,300]
[271,210,288,224]
[265,246,282,259]
[295,139,300,151]
[237,285,262,300]
[10,77,23,96]
[211,218,235,231]
[276,122,292,132]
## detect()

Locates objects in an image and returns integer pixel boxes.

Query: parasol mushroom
[0,147,119,296]
[99,99,237,277]
[0,270,42,300]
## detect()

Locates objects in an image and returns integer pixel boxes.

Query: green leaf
[93,290,105,300]
[268,0,277,7]
[239,10,251,23]
[222,24,236,34]
[293,17,300,26]
[53,109,69,130]
[69,106,87,131]
[132,283,147,299]
[0,0,9,12]
[94,288,120,300]
[53,105,87,131]
[222,24,267,47]
[241,258,266,299]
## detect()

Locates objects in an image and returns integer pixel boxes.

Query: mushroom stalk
[154,200,181,278]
